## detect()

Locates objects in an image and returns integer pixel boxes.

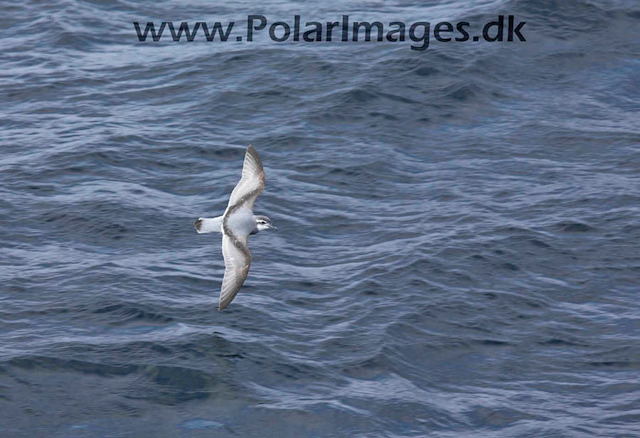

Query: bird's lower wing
[219,233,252,311]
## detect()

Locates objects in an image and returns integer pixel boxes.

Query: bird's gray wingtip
[194,218,203,233]
[245,145,263,170]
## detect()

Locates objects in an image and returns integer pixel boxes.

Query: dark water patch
[530,238,552,248]
[467,406,544,428]
[340,88,379,104]
[538,338,585,347]
[368,111,399,121]
[586,361,640,370]
[555,221,594,232]
[413,66,439,77]
[119,366,226,406]
[7,356,140,377]
[339,351,393,380]
[39,209,130,242]
[91,303,174,326]
[444,84,481,103]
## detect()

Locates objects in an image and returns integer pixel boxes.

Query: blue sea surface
[1,0,639,436]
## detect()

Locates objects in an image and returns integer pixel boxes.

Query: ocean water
[1,0,640,436]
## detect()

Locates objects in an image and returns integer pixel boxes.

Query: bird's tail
[194,216,223,234]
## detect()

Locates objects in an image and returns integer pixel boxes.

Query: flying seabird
[194,145,276,311]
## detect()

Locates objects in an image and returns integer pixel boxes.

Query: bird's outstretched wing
[219,233,252,311]
[218,146,265,310]
[226,145,265,212]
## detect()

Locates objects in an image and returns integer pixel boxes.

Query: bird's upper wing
[219,233,252,311]
[226,145,265,212]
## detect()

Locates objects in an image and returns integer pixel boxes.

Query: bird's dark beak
[268,224,277,231]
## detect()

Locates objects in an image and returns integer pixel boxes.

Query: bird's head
[254,215,277,232]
